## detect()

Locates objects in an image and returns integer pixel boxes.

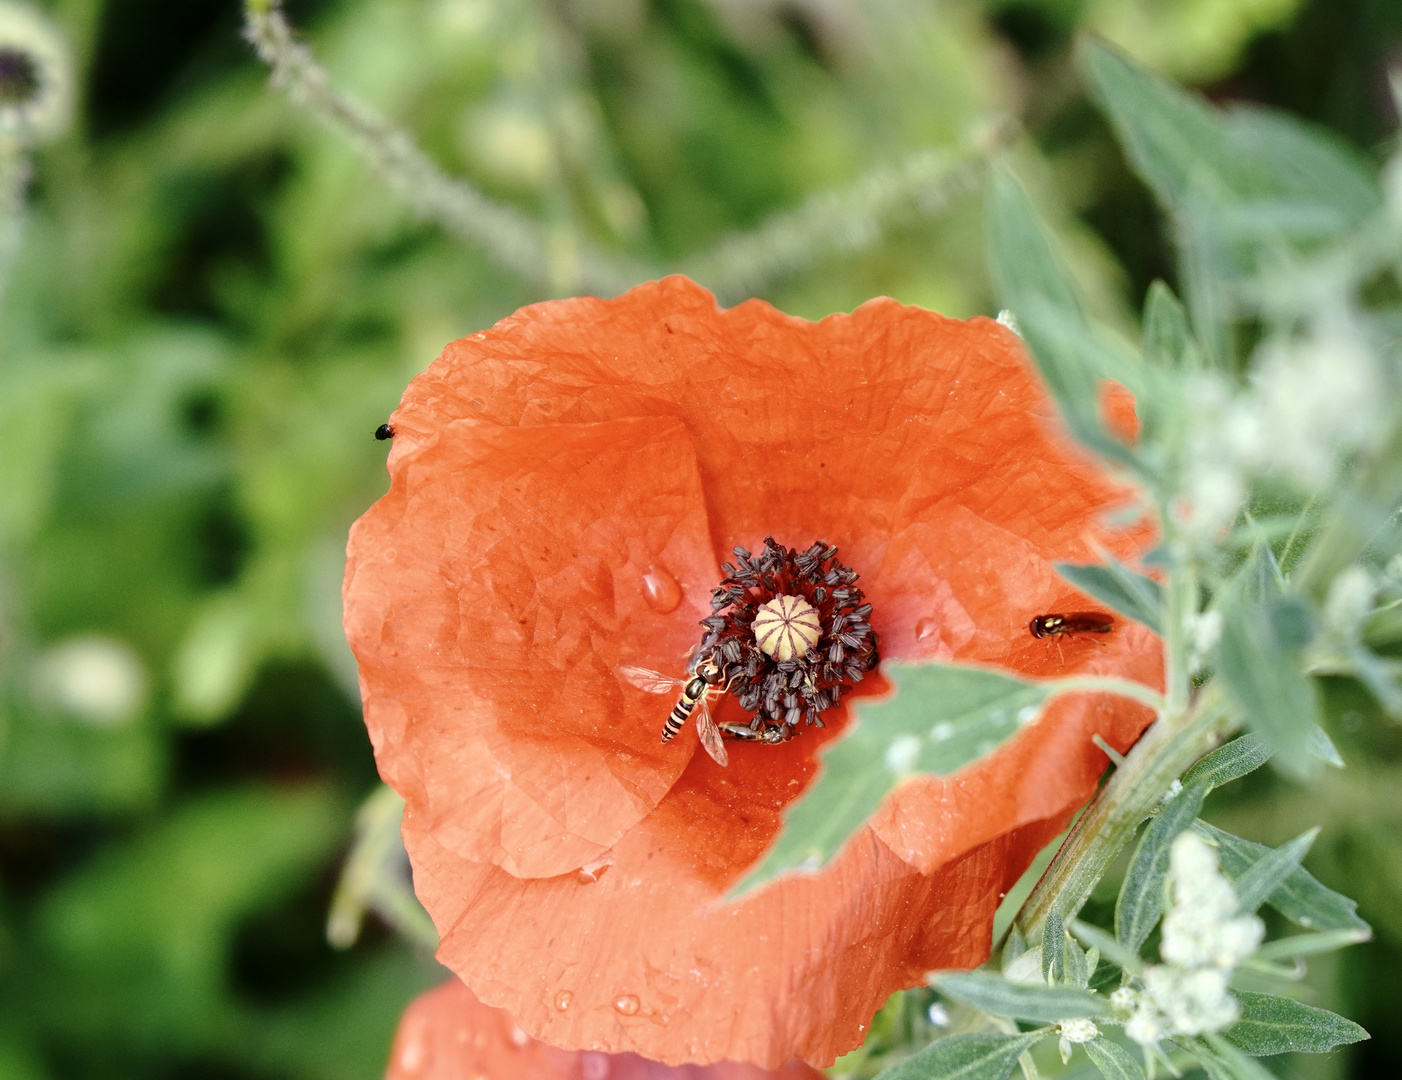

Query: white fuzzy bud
[1057,1018,1099,1063]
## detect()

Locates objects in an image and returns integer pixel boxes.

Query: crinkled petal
[345,277,1162,1068]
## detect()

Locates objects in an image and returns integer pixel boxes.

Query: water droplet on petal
[581,1052,611,1080]
[915,617,938,642]
[554,990,573,1011]
[641,567,681,613]
[612,994,640,1016]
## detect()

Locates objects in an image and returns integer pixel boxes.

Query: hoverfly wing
[694,694,729,768]
[617,665,682,695]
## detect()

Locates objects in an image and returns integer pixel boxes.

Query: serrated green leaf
[1217,590,1322,780]
[1115,783,1208,950]
[1181,734,1273,791]
[731,662,1052,895]
[1194,821,1369,931]
[1142,281,1200,371]
[1083,1038,1146,1080]
[874,1033,1045,1080]
[1055,559,1163,635]
[932,972,1109,1022]
[1223,991,1370,1056]
[1232,827,1319,915]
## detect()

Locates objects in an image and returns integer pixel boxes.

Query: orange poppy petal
[345,416,720,877]
[388,978,826,1080]
[345,277,1163,1068]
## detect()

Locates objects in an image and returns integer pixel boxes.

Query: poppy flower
[387,978,825,1080]
[343,276,1161,1068]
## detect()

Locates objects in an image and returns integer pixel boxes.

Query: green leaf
[1043,906,1066,985]
[1081,40,1380,365]
[1224,991,1370,1056]
[874,1033,1045,1080]
[985,169,1139,469]
[1202,1036,1277,1080]
[731,662,1053,895]
[1064,933,1090,989]
[1083,1038,1146,1080]
[1115,783,1208,950]
[1180,734,1273,791]
[1232,827,1319,915]
[1069,919,1143,977]
[1055,559,1164,635]
[932,972,1108,1023]
[1217,589,1322,780]
[1142,280,1200,370]
[1194,822,1369,931]
[1253,928,1371,963]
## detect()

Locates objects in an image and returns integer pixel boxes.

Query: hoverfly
[618,657,740,767]
[1028,611,1115,661]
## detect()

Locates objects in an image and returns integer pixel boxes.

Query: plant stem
[1014,688,1232,943]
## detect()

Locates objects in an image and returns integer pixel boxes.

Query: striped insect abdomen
[661,674,709,742]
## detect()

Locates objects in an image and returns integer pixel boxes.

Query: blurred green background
[1,1,1401,1077]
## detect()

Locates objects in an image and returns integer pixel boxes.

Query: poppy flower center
[698,537,878,736]
[753,594,821,660]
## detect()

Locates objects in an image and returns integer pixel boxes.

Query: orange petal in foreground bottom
[387,979,826,1080]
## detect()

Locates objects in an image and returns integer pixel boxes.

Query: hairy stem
[241,0,1006,301]
[1014,688,1232,943]
[242,0,643,295]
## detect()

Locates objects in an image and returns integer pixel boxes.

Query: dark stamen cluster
[697,537,877,737]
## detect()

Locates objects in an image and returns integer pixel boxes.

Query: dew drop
[554,990,574,1011]
[612,993,640,1016]
[915,617,938,642]
[581,1052,612,1080]
[641,567,682,613]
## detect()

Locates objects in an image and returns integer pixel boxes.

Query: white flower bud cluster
[1121,832,1264,1047]
[1177,320,1384,541]
[1057,1017,1099,1064]
[1183,610,1222,676]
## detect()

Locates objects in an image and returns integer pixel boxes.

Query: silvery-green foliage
[856,39,1389,1080]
